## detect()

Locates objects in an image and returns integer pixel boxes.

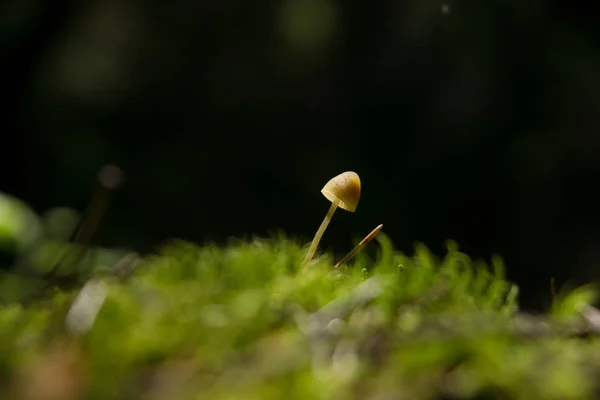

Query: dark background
[3,0,600,310]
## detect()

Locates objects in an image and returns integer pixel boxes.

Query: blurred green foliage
[1,193,600,399]
[0,193,42,254]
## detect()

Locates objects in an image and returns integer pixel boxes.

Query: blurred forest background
[2,0,600,310]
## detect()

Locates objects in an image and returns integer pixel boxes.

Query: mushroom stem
[301,199,340,268]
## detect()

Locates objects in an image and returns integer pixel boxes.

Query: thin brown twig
[45,165,124,286]
[334,224,383,269]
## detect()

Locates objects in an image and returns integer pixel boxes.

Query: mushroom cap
[321,171,361,212]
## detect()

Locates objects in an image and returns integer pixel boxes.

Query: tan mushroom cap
[320,171,361,212]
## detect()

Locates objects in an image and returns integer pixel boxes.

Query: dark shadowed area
[3,0,600,310]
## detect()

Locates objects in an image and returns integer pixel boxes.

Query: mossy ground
[1,232,599,400]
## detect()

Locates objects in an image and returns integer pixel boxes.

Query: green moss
[0,234,597,400]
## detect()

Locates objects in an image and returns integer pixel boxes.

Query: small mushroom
[301,171,361,268]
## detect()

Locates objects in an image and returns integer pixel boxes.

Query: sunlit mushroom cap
[321,171,361,212]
